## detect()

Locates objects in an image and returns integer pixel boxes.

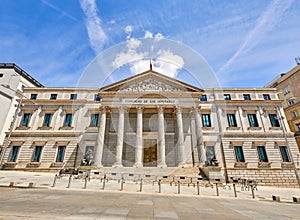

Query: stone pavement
[0,170,300,219]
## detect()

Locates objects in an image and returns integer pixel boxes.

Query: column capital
[100,106,107,113]
[157,106,164,114]
[118,106,127,113]
[175,106,182,114]
[136,106,143,113]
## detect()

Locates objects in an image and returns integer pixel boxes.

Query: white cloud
[79,0,107,54]
[144,31,153,38]
[154,33,164,41]
[130,60,150,74]
[125,25,133,39]
[218,0,294,74]
[155,50,184,77]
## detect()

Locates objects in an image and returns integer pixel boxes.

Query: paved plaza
[0,171,299,219]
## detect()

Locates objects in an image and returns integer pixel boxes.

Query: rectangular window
[56,146,66,162]
[70,94,77,100]
[21,113,31,127]
[202,114,211,127]
[257,146,268,162]
[43,113,52,127]
[284,87,290,94]
[8,146,20,162]
[279,146,291,162]
[200,95,207,101]
[243,94,251,100]
[64,114,72,127]
[288,99,295,106]
[234,146,245,162]
[31,146,43,162]
[227,113,237,127]
[269,114,280,127]
[292,111,298,118]
[90,114,99,127]
[94,94,102,101]
[263,94,271,100]
[30,94,37,100]
[247,114,259,127]
[50,94,57,100]
[224,94,231,100]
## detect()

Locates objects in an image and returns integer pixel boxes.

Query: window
[263,94,271,100]
[21,113,31,127]
[247,114,259,127]
[224,94,231,100]
[243,94,251,100]
[288,99,295,106]
[64,114,72,127]
[279,146,291,162]
[31,146,43,162]
[292,111,298,118]
[70,94,77,100]
[0,73,3,77]
[257,146,268,162]
[227,113,237,127]
[56,146,66,162]
[234,146,245,162]
[269,114,280,127]
[90,114,99,127]
[50,94,57,100]
[43,113,52,127]
[284,87,290,94]
[202,114,211,127]
[94,94,102,101]
[200,95,207,101]
[30,94,37,100]
[8,146,20,162]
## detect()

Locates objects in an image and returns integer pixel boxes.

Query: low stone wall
[227,168,300,188]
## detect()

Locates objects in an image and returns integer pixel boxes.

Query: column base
[112,162,123,168]
[134,162,143,168]
[158,163,167,168]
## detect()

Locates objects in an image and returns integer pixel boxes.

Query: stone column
[114,106,125,167]
[134,106,143,167]
[94,107,106,167]
[194,107,205,166]
[176,106,185,166]
[157,106,167,167]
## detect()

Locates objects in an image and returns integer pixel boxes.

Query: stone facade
[1,69,300,187]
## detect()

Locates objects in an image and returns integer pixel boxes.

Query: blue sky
[0,0,299,88]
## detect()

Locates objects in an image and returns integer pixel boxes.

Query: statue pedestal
[201,166,222,181]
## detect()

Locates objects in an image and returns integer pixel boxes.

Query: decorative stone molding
[26,162,41,167]
[234,162,248,168]
[16,126,30,130]
[50,162,64,167]
[258,161,272,168]
[120,79,185,92]
[281,162,294,168]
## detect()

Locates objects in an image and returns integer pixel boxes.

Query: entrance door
[143,139,157,166]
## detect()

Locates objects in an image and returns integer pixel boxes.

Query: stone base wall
[227,168,300,188]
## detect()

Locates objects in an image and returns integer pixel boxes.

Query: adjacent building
[1,68,299,187]
[0,63,43,155]
[266,63,300,153]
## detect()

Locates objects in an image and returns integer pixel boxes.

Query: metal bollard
[251,185,255,199]
[215,183,219,196]
[158,179,161,193]
[52,174,58,187]
[120,177,125,191]
[197,181,200,195]
[177,181,180,194]
[233,183,237,198]
[139,178,143,192]
[102,175,106,190]
[83,177,88,189]
[67,175,72,188]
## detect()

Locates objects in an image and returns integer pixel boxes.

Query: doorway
[143,139,157,166]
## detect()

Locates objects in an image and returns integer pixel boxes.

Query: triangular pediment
[99,70,203,93]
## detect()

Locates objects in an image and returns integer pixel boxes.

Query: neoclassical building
[1,69,300,187]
